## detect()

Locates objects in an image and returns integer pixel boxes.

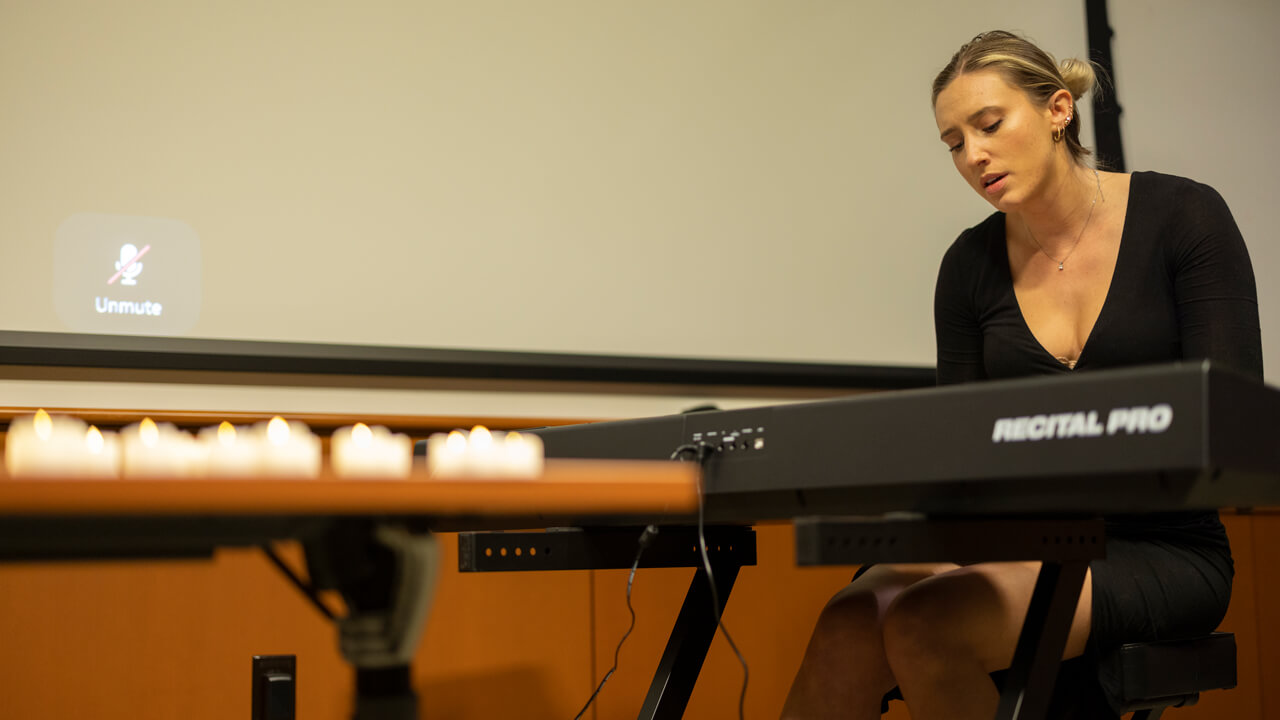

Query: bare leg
[882,561,1093,720]
[779,563,958,720]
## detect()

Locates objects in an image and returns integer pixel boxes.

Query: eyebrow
[939,106,1001,141]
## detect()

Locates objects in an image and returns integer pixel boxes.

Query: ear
[1047,88,1074,126]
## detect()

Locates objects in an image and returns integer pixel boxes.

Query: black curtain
[1086,0,1126,171]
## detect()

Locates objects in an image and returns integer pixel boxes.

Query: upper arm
[1169,183,1264,379]
[935,236,986,386]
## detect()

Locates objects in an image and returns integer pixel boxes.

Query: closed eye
[948,119,1002,154]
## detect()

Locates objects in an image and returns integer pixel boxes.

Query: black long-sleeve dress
[933,170,1263,711]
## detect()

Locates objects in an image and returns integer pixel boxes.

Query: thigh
[889,561,1093,671]
[820,563,961,631]
[1089,535,1232,652]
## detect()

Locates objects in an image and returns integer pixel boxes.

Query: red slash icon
[107,244,152,285]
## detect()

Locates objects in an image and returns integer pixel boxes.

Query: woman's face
[934,69,1062,212]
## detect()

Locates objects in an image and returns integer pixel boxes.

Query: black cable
[572,524,659,720]
[671,443,749,720]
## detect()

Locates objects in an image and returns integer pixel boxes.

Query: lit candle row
[4,412,546,481]
[424,426,545,479]
[2,411,409,480]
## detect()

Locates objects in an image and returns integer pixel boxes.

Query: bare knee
[804,585,885,660]
[881,581,942,671]
[881,570,1004,672]
[803,564,957,667]
[783,575,917,714]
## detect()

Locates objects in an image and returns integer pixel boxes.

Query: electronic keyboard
[530,362,1280,520]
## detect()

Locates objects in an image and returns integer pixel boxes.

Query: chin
[988,188,1025,213]
[976,189,1013,213]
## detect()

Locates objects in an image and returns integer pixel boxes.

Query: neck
[1015,163,1099,254]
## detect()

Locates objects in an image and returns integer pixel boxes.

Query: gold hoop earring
[1053,111,1073,142]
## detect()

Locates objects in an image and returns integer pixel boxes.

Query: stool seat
[879,632,1237,719]
[1099,632,1237,718]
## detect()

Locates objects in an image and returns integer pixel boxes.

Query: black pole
[1086,0,1126,171]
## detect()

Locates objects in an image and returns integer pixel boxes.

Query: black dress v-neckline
[999,173,1137,372]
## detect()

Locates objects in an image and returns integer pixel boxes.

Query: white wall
[0,368,828,423]
[0,1,1085,371]
[5,2,1276,417]
[1110,0,1280,379]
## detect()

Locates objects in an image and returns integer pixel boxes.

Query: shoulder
[936,211,1004,309]
[1130,170,1233,217]
[1128,171,1252,278]
[940,210,1004,270]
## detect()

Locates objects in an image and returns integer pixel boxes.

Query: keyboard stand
[459,526,757,720]
[795,515,1106,720]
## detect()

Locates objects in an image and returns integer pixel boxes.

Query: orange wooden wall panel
[1254,514,1280,718]
[0,536,596,720]
[0,517,1274,718]
[0,548,350,720]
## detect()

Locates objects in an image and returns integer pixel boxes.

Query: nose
[964,137,989,169]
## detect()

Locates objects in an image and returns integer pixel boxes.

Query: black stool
[880,632,1237,719]
[1100,632,1237,719]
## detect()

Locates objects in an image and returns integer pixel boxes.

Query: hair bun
[1058,57,1098,99]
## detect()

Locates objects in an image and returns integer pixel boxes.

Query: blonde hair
[932,31,1098,163]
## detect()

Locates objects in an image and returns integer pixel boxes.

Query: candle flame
[470,425,492,449]
[218,421,236,446]
[140,418,159,447]
[267,416,290,445]
[351,422,373,447]
[505,431,522,443]
[446,430,467,454]
[33,409,52,441]
[85,425,105,454]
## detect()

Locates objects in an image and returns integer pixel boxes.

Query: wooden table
[0,459,700,720]
[0,459,699,517]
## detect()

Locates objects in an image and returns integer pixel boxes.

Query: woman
[780,30,1261,720]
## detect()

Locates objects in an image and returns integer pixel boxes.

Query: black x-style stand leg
[455,525,756,720]
[995,559,1090,720]
[637,559,742,720]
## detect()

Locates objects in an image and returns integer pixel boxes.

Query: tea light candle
[331,422,413,479]
[501,431,544,479]
[199,421,260,477]
[121,418,202,478]
[257,416,321,478]
[424,430,469,477]
[4,410,119,478]
[464,425,499,476]
[81,425,122,478]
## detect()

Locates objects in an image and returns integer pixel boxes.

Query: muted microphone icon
[109,243,150,285]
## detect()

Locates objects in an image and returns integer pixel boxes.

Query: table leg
[301,521,440,720]
[352,666,418,720]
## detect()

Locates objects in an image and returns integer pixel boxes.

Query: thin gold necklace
[1024,168,1103,271]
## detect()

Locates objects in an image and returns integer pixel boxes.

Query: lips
[982,173,1008,194]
